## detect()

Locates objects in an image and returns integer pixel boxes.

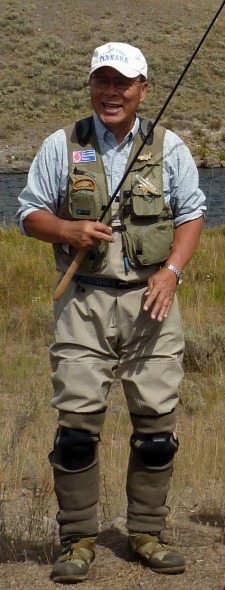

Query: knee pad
[55,427,100,471]
[130,432,179,468]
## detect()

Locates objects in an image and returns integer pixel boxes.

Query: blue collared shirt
[16,115,206,233]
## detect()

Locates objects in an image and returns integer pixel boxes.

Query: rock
[203,154,221,168]
[193,155,203,168]
[0,146,32,173]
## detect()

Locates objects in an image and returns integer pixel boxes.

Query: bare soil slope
[0,0,225,171]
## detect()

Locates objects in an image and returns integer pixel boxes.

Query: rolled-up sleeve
[15,129,68,234]
[163,129,207,227]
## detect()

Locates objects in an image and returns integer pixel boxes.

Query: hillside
[0,0,225,172]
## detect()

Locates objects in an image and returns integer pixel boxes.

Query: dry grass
[0,225,225,568]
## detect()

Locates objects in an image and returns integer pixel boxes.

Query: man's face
[89,66,148,142]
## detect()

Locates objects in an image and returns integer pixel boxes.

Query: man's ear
[140,81,148,103]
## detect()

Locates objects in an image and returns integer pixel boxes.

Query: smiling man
[16,42,206,583]
[89,44,148,142]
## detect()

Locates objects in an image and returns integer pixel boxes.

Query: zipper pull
[123,254,130,273]
[121,232,130,274]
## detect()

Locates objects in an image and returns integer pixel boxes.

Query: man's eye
[91,77,133,89]
[116,80,130,88]
[91,78,108,87]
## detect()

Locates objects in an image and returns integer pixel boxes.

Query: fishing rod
[53,0,225,301]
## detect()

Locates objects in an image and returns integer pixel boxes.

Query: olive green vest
[53,116,174,273]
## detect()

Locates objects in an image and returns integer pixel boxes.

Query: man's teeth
[104,103,120,108]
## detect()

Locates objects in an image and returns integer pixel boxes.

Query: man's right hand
[23,210,115,249]
[63,219,115,250]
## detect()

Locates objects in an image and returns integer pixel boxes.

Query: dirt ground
[0,514,224,590]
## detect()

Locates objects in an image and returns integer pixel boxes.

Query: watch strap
[164,262,183,284]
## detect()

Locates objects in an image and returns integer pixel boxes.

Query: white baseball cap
[89,42,148,79]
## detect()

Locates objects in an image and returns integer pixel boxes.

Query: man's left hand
[143,268,177,322]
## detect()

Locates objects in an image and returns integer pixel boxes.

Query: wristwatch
[164,262,183,284]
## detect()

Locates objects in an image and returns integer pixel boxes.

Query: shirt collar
[93,113,140,146]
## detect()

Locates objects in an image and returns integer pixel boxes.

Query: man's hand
[63,219,115,250]
[143,267,177,322]
[143,217,204,322]
[23,211,115,249]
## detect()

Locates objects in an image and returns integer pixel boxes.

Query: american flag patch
[73,150,96,163]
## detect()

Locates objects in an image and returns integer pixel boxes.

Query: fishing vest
[53,116,174,273]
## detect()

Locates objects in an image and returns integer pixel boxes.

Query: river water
[0,168,225,228]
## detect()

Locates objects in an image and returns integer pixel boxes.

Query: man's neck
[93,114,139,145]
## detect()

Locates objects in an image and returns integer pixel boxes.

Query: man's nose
[108,80,117,88]
[105,80,119,91]
[104,84,119,98]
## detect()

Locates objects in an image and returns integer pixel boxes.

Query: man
[16,42,206,583]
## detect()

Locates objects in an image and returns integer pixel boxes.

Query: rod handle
[53,250,86,301]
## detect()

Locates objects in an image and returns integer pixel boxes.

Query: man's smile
[102,102,122,110]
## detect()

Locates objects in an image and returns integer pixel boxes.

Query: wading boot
[51,536,97,583]
[129,532,185,574]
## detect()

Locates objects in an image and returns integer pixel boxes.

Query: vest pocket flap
[71,176,96,191]
[131,189,163,217]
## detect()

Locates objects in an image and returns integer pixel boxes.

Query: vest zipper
[136,226,150,255]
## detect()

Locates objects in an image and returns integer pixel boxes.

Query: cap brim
[89,63,142,78]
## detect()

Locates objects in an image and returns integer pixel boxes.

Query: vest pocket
[130,161,163,218]
[131,192,163,218]
[62,173,103,220]
[70,190,96,219]
[70,178,99,220]
[124,219,174,267]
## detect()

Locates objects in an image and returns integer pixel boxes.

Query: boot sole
[51,558,95,582]
[129,549,185,575]
[52,574,89,582]
[150,565,186,574]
